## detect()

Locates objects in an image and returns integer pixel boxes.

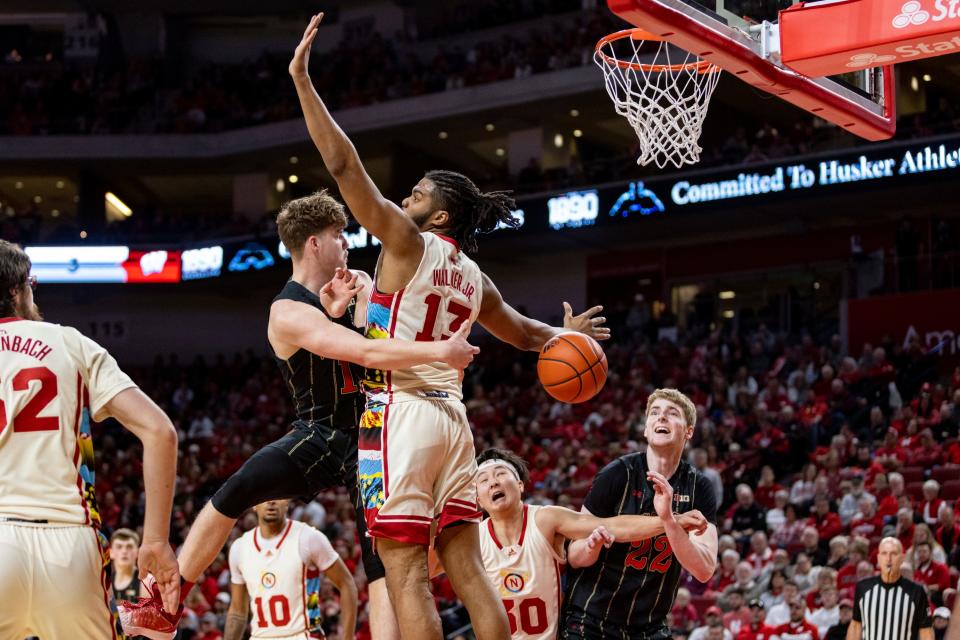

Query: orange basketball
[537,332,608,403]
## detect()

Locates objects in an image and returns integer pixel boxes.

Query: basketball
[537,332,608,403]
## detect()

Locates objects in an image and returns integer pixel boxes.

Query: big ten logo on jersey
[625,535,673,573]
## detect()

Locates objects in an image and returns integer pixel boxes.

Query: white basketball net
[595,31,721,169]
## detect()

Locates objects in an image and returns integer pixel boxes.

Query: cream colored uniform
[229,519,339,639]
[480,505,566,640]
[0,318,136,639]
[359,233,485,546]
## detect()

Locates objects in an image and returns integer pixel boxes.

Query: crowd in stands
[87,298,960,638]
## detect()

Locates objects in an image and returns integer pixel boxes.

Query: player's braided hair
[424,170,519,254]
[0,240,31,317]
[476,447,530,484]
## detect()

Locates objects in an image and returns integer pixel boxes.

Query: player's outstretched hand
[441,321,480,370]
[290,13,323,79]
[138,538,180,614]
[646,471,675,522]
[562,302,611,341]
[677,509,709,536]
[320,267,363,318]
[584,525,615,551]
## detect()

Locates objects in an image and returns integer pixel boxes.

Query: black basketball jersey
[561,452,718,639]
[113,573,140,603]
[271,280,364,434]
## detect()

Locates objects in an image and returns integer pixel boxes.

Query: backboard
[607,0,897,140]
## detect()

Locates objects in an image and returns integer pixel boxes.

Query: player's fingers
[580,305,603,318]
[591,316,607,325]
[562,301,573,318]
[452,321,472,338]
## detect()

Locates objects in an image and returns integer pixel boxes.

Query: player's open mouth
[654,425,670,434]
[491,490,505,502]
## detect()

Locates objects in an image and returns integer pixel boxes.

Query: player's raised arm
[102,387,180,613]
[647,470,719,582]
[289,13,420,255]
[269,299,478,370]
[477,272,610,351]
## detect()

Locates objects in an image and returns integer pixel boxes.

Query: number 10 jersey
[362,232,482,405]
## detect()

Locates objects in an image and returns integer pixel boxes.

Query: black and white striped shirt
[852,576,932,640]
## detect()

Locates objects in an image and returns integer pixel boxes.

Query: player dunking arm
[290,14,609,640]
[123,192,478,640]
[560,388,719,640]
[0,240,180,638]
[226,500,357,640]
[475,449,708,640]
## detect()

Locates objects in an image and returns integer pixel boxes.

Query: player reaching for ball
[290,13,609,640]
[475,448,708,640]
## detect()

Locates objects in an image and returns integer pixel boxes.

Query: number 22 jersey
[561,453,718,638]
[362,232,482,405]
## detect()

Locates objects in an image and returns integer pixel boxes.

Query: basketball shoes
[116,575,182,640]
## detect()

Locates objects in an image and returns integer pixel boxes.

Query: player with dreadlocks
[289,14,610,640]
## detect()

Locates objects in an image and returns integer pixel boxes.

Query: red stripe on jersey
[435,234,461,252]
[72,373,90,525]
[276,519,294,550]
[382,404,391,500]
[488,519,502,549]
[385,289,404,403]
[301,563,309,632]
[97,530,119,640]
[518,505,529,547]
[555,560,563,613]
[253,527,261,552]
[375,513,433,521]
[0,317,23,323]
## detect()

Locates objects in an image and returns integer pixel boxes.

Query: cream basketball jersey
[480,505,566,640]
[0,318,135,525]
[229,519,339,639]
[363,232,482,404]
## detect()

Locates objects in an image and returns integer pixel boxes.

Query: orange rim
[595,28,719,74]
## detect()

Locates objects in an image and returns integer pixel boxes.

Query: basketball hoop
[595,29,721,169]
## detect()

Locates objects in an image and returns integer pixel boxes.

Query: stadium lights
[722,310,735,319]
[573,129,583,138]
[33,195,42,204]
[56,180,65,189]
[485,123,495,132]
[288,174,299,184]
[923,74,931,82]
[495,148,505,157]
[276,178,285,192]
[105,192,132,217]
[438,131,449,140]
[814,281,821,290]
[15,181,23,189]
[289,156,299,164]
[80,231,88,239]
[554,134,564,148]
[570,108,580,117]
[52,210,60,217]
[911,76,919,91]
[718,290,736,300]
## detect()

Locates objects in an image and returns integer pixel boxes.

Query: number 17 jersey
[362,233,482,405]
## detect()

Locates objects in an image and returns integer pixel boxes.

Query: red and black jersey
[560,453,718,639]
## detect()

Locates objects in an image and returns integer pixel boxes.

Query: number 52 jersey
[0,319,135,526]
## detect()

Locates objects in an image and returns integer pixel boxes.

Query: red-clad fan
[774,601,819,640]
[912,540,952,597]
[918,480,945,527]
[910,429,944,468]
[754,466,784,510]
[807,497,844,542]
[849,498,883,542]
[736,600,776,640]
[896,508,917,550]
[873,429,909,467]
[935,505,960,556]
[836,538,871,596]
[746,531,774,575]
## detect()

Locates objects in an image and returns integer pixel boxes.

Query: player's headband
[477,459,521,482]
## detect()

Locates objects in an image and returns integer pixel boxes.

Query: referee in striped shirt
[847,537,933,640]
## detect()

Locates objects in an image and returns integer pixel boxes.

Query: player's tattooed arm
[477,272,611,351]
[289,13,421,258]
[223,582,249,640]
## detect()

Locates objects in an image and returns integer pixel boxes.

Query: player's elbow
[690,560,716,583]
[328,148,361,180]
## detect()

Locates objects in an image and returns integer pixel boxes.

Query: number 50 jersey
[0,318,135,526]
[362,232,482,405]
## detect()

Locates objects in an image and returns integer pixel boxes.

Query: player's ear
[431,209,450,227]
